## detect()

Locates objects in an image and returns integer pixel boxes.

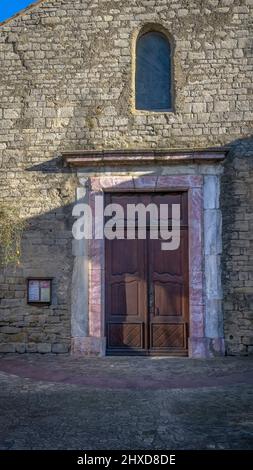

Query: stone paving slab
[0,355,253,449]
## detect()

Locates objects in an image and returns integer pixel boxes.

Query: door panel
[105,229,147,352]
[151,324,186,349]
[108,323,143,349]
[111,239,139,275]
[153,281,182,316]
[105,192,189,355]
[148,228,189,353]
[110,280,139,316]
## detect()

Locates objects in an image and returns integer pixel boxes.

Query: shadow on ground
[0,355,253,450]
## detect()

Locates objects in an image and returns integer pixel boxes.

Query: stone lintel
[62,148,228,167]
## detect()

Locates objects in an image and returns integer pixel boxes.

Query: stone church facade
[0,0,252,356]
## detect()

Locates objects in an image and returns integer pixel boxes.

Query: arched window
[135,30,172,111]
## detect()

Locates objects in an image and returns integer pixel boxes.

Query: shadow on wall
[0,136,253,355]
[221,136,253,355]
[0,177,75,354]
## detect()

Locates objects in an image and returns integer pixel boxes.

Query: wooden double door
[105,192,189,356]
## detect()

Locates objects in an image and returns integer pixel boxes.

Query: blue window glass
[136,31,172,111]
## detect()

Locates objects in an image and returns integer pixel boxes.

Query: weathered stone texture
[0,0,252,353]
[221,139,253,356]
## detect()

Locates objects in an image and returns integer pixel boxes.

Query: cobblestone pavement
[0,355,253,450]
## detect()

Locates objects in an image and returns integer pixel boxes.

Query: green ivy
[0,203,26,267]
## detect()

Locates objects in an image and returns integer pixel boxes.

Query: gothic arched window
[135,31,172,111]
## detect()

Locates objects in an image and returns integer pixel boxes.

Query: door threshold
[106,350,188,357]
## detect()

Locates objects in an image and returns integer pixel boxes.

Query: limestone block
[205,299,224,338]
[71,256,89,337]
[204,175,220,209]
[26,343,38,353]
[15,343,26,353]
[37,343,52,353]
[52,343,69,353]
[0,343,15,353]
[204,209,222,255]
[214,101,230,112]
[205,254,222,299]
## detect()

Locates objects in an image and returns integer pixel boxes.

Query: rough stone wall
[222,139,253,355]
[0,172,76,353]
[0,0,252,353]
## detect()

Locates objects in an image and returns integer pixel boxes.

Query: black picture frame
[27,278,53,305]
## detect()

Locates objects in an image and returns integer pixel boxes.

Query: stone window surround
[132,23,174,114]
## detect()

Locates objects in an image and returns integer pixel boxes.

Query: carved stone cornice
[62,148,228,167]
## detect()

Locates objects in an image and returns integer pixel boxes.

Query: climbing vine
[0,202,26,267]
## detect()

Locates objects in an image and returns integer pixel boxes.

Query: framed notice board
[27,278,52,305]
